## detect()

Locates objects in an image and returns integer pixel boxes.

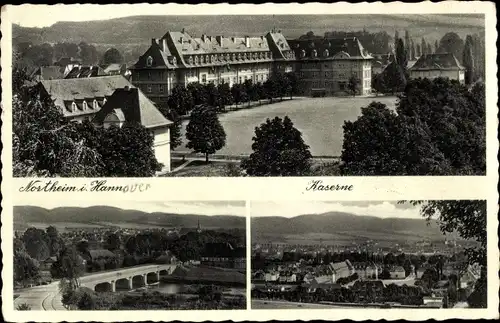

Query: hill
[13,14,484,47]
[251,212,458,244]
[13,205,245,230]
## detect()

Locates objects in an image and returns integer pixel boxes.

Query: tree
[382,61,407,94]
[241,116,312,176]
[98,123,161,176]
[157,107,182,151]
[421,38,427,56]
[14,251,40,286]
[13,77,103,177]
[395,38,407,71]
[46,226,62,256]
[347,75,360,96]
[78,42,99,65]
[168,85,194,116]
[185,105,226,163]
[102,47,124,65]
[52,246,85,289]
[437,32,464,60]
[410,200,487,307]
[404,30,411,61]
[217,82,233,112]
[462,35,475,85]
[187,82,208,106]
[22,227,50,261]
[285,72,299,98]
[105,233,121,252]
[341,78,485,175]
[264,77,279,102]
[371,73,386,95]
[205,82,221,108]
[231,83,247,107]
[410,39,416,60]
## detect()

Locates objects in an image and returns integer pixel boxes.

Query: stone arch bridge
[79,264,177,292]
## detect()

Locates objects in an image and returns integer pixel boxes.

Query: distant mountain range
[13,14,484,46]
[13,205,245,230]
[252,212,456,242]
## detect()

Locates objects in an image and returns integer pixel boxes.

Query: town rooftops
[409,53,465,71]
[93,86,172,129]
[65,65,106,79]
[39,75,133,117]
[328,260,354,273]
[289,37,373,60]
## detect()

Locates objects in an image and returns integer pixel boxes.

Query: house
[40,256,57,271]
[408,53,465,84]
[289,37,373,96]
[38,75,133,122]
[328,260,355,282]
[264,271,279,282]
[92,86,173,172]
[390,266,406,279]
[199,242,246,270]
[102,63,131,79]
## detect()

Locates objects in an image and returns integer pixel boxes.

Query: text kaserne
[305,180,354,192]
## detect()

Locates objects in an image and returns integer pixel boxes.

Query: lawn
[179,96,398,157]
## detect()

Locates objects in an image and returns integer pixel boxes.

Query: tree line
[14,41,127,69]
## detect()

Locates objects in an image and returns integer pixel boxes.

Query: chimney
[124,85,130,91]
[245,36,250,48]
[151,38,157,46]
[216,35,223,47]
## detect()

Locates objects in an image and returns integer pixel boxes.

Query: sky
[19,200,246,217]
[4,4,485,28]
[250,201,423,219]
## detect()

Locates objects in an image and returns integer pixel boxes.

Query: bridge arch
[146,271,160,284]
[115,277,132,291]
[94,281,114,293]
[132,275,147,289]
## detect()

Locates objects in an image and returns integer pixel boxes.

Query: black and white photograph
[250,200,487,309]
[10,5,486,177]
[13,200,247,310]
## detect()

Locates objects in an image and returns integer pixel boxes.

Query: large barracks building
[130,29,373,103]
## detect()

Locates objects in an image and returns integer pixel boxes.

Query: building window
[83,101,88,109]
[148,72,152,80]
[93,100,98,109]
[159,84,165,93]
[202,74,207,83]
[147,84,152,93]
[172,57,177,65]
[188,56,193,64]
[71,102,77,112]
[239,77,242,83]
[146,56,153,67]
[194,56,199,64]
[103,98,107,105]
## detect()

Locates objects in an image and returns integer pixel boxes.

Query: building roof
[391,266,406,272]
[288,37,373,61]
[133,30,293,70]
[93,86,172,129]
[328,260,353,274]
[65,66,106,79]
[409,53,465,71]
[40,75,133,117]
[89,249,116,259]
[102,63,126,74]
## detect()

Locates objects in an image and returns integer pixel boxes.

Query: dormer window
[312,49,317,58]
[146,56,153,67]
[237,53,241,61]
[225,53,230,61]
[71,102,77,112]
[323,49,329,57]
[194,56,199,64]
[188,56,193,64]
[231,53,235,61]
[172,57,177,65]
[93,99,98,109]
[300,49,306,58]
[103,98,107,105]
[83,101,88,110]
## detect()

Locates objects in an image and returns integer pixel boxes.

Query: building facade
[131,29,295,107]
[131,30,374,104]
[408,53,465,83]
[288,37,373,96]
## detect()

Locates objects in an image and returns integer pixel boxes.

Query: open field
[180,96,398,157]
